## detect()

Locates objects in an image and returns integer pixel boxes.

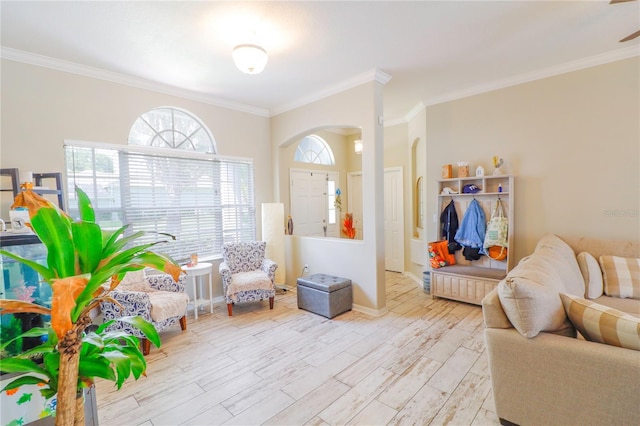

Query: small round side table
[181,262,213,319]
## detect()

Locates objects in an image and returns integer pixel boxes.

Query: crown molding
[387,46,640,125]
[270,67,392,116]
[0,47,271,117]
[421,46,640,109]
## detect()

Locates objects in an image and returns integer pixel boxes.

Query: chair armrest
[219,261,232,290]
[261,258,278,282]
[100,290,152,322]
[146,273,186,292]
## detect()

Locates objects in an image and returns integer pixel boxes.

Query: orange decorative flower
[342,213,356,239]
[6,388,19,396]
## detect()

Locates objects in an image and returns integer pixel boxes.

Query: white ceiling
[1,1,639,122]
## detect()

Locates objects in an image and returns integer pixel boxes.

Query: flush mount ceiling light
[354,139,363,154]
[232,44,268,75]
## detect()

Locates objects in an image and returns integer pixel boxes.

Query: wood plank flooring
[95,272,499,426]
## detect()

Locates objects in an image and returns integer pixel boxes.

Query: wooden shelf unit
[431,175,514,305]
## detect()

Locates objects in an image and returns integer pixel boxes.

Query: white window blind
[64,142,255,262]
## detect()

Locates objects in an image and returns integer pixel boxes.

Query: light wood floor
[96,272,499,426]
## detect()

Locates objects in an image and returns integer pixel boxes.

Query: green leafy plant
[0,187,182,426]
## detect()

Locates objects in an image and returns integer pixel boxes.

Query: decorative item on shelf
[442,164,453,179]
[476,165,485,177]
[21,171,34,190]
[9,208,32,233]
[462,184,481,194]
[342,213,356,239]
[334,188,342,212]
[188,253,198,267]
[287,215,294,235]
[492,156,504,175]
[0,187,182,425]
[457,162,469,177]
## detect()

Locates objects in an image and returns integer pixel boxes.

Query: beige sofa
[482,235,640,426]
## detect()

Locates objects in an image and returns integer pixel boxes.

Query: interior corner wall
[407,108,427,280]
[271,82,387,313]
[0,59,273,242]
[383,123,412,274]
[425,57,640,262]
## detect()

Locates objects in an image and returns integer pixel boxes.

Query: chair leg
[227,303,233,316]
[179,315,187,330]
[141,338,151,356]
[269,296,274,310]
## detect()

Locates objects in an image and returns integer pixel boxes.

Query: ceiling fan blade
[620,30,640,42]
[610,0,636,4]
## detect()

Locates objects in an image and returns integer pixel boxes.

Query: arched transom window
[129,107,216,153]
[294,134,335,165]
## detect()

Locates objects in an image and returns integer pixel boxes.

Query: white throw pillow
[577,252,604,299]
[534,234,585,296]
[498,250,576,338]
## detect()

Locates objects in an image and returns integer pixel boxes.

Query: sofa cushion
[148,291,189,323]
[594,296,640,319]
[599,256,640,300]
[535,234,585,296]
[117,270,152,292]
[498,250,576,338]
[560,293,640,351]
[577,252,604,299]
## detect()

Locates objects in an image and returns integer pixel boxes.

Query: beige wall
[406,109,428,279]
[383,123,415,275]
[0,59,273,239]
[271,81,387,313]
[1,59,274,300]
[425,57,640,262]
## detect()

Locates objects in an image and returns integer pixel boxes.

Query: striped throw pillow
[599,256,640,299]
[560,293,640,351]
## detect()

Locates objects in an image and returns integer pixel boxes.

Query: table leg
[208,273,214,314]
[197,276,203,316]
[192,275,198,320]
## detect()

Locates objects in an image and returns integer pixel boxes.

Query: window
[129,107,216,153]
[294,135,335,165]
[64,109,254,262]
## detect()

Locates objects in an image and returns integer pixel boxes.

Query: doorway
[384,167,404,272]
[290,169,339,237]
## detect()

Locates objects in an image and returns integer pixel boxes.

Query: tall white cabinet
[431,175,514,305]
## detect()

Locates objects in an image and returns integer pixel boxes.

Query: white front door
[290,170,339,237]
[384,167,404,272]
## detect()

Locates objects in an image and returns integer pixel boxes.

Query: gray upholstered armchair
[99,271,189,355]
[219,241,277,316]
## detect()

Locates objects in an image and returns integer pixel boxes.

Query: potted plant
[0,187,182,425]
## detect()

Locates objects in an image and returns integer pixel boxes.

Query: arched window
[294,135,335,165]
[65,107,255,262]
[129,107,216,153]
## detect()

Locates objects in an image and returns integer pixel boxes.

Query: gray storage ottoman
[297,273,352,318]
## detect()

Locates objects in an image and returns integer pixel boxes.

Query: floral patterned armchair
[219,241,277,316]
[99,271,189,355]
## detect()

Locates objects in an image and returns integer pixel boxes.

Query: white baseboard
[404,271,425,287]
[352,303,389,317]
